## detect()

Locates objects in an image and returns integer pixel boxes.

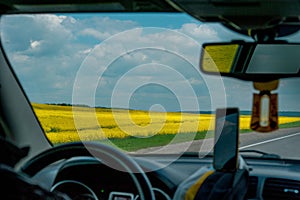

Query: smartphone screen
[213,108,239,171]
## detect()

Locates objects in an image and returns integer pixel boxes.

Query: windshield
[1,13,300,158]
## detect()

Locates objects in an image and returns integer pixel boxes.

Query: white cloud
[180,23,219,40]
[3,13,296,111]
[77,17,138,41]
[12,53,30,63]
[79,48,93,55]
[30,40,41,49]
[79,28,111,40]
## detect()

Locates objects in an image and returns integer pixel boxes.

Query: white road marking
[239,132,300,150]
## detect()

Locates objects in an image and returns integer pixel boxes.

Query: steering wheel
[20,142,155,200]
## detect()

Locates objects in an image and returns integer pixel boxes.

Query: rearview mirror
[200,42,300,81]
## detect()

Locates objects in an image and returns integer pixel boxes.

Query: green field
[32,103,300,152]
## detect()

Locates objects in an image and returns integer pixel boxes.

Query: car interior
[0,0,300,200]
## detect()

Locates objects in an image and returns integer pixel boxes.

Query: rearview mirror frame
[200,41,300,82]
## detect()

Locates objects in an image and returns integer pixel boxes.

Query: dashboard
[32,154,300,200]
[50,158,174,200]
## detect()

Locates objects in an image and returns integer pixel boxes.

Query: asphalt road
[240,130,300,159]
[135,127,300,159]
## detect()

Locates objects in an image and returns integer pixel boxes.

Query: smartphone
[213,108,239,172]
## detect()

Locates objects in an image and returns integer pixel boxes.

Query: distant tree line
[47,103,90,107]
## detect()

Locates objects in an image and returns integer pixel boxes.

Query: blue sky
[1,13,300,112]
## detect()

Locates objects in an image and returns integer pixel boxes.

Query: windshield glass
[1,13,300,158]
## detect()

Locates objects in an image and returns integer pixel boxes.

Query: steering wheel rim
[21,141,155,200]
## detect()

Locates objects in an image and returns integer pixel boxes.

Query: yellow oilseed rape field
[32,103,300,145]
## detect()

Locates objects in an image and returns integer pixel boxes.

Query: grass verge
[99,130,213,152]
[97,122,300,152]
